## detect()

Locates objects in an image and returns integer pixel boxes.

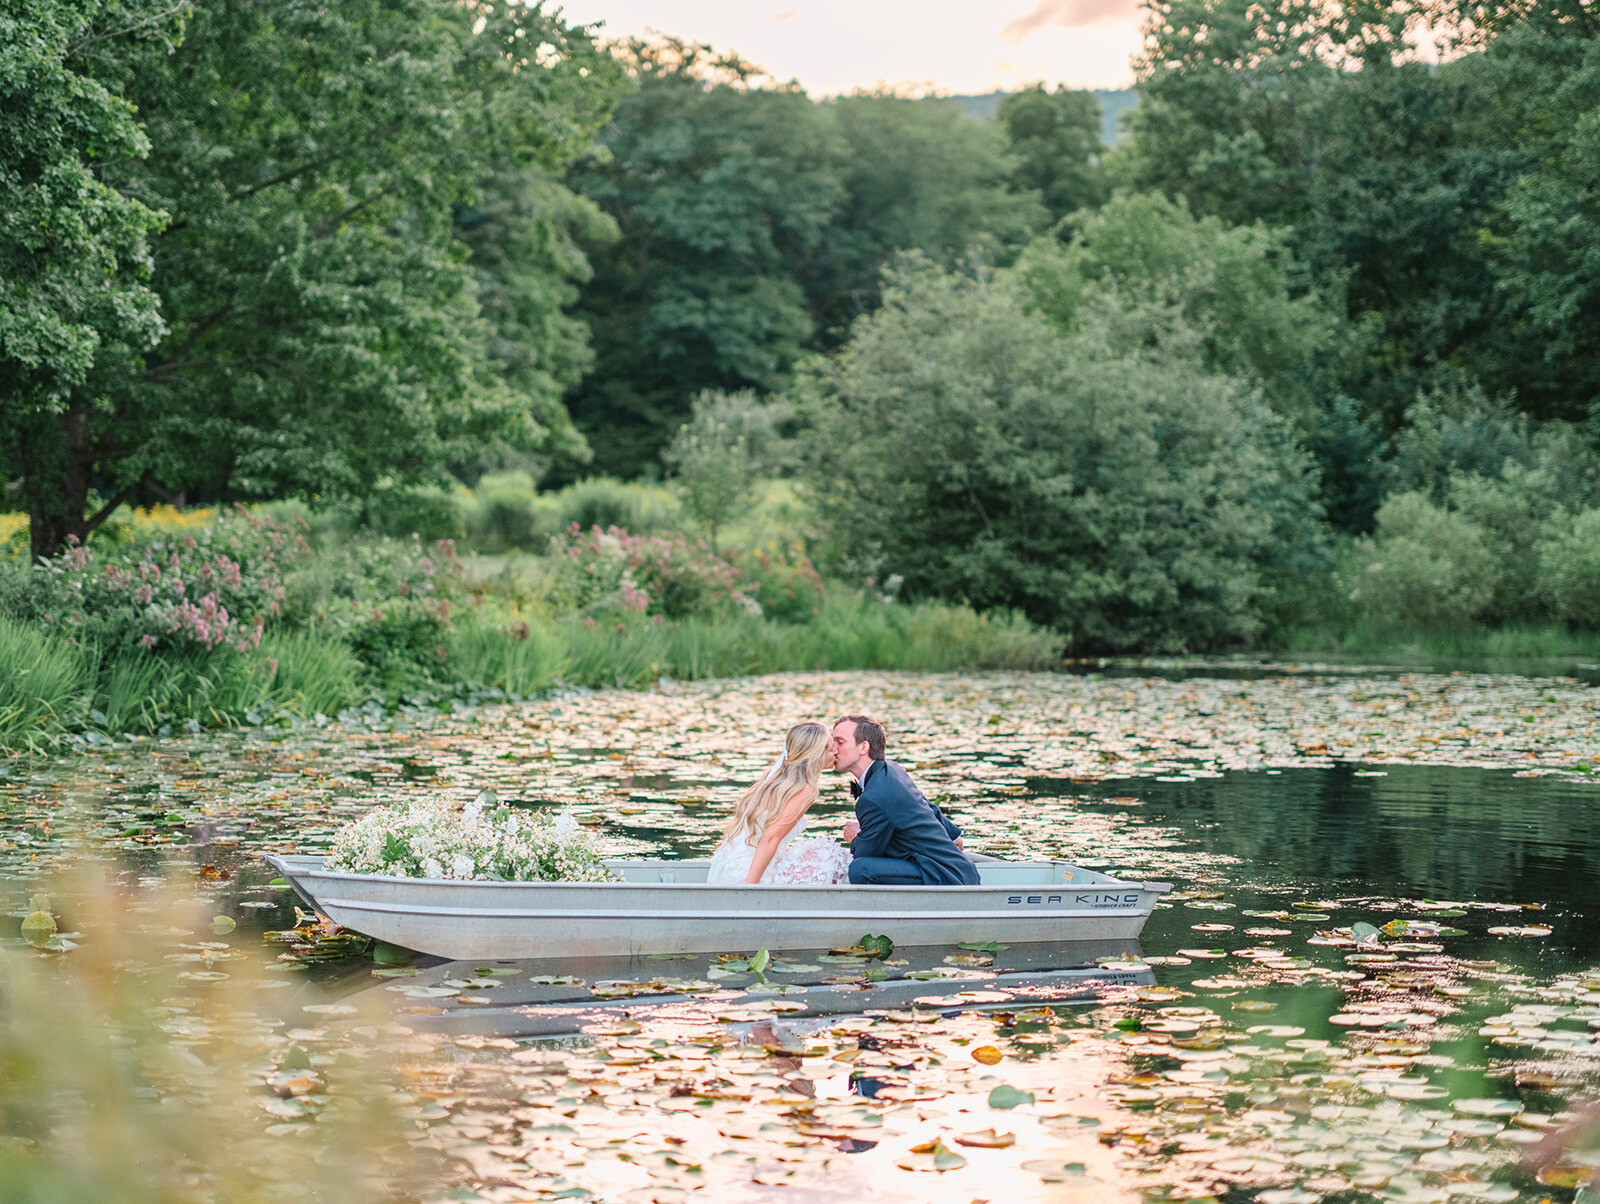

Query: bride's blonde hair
[723,722,829,843]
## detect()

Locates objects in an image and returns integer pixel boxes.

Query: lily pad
[987,1084,1035,1109]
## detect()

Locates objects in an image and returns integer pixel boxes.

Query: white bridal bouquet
[323,792,617,882]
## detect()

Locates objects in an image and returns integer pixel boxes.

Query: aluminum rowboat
[264,854,1172,961]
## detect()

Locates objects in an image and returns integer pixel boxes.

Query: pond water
[3,665,1598,1202]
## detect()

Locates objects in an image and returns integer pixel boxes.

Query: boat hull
[263,854,1171,961]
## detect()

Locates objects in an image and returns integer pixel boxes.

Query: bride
[705,722,852,885]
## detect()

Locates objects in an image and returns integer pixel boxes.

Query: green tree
[1121,0,1338,228]
[998,85,1110,225]
[661,389,793,551]
[1463,23,1600,421]
[0,0,170,559]
[5,0,621,561]
[1012,191,1343,426]
[564,39,844,480]
[1296,58,1524,428]
[805,93,1047,340]
[452,165,618,476]
[800,259,1324,651]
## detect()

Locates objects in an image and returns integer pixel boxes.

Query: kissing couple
[705,717,980,887]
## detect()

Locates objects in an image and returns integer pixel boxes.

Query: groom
[832,715,980,885]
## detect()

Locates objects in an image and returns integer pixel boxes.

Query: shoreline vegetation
[0,493,1068,753]
[4,489,1597,755]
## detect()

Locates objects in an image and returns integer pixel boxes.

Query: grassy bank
[0,494,1075,751]
[8,484,1599,753]
[0,598,1062,752]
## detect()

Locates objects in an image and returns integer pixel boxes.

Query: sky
[554,0,1146,95]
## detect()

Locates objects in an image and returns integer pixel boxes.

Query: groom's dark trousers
[847,759,980,885]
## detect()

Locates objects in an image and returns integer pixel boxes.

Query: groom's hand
[842,820,860,842]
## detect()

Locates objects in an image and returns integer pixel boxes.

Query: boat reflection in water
[342,938,1154,1039]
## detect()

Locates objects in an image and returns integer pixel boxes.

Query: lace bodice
[706,814,849,885]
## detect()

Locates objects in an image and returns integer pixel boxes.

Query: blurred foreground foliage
[0,873,425,1202]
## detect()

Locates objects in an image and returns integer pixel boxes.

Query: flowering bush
[0,513,29,558]
[323,793,617,882]
[22,506,308,654]
[544,523,759,620]
[279,532,464,635]
[729,542,826,624]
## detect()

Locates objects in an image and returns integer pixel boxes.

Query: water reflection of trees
[1074,765,1599,905]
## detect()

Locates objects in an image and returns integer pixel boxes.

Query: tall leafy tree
[800,258,1324,651]
[1013,191,1346,426]
[1121,0,1338,229]
[453,164,618,475]
[1,0,170,559]
[564,38,844,479]
[1120,0,1590,433]
[804,93,1047,340]
[1462,21,1600,420]
[1296,58,1524,427]
[661,389,793,552]
[5,0,621,560]
[998,84,1110,225]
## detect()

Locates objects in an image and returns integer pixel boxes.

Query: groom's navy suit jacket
[850,759,980,885]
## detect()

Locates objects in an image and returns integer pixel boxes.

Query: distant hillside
[941,89,1139,146]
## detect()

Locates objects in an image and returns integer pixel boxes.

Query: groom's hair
[837,715,886,761]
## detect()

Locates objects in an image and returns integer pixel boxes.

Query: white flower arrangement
[323,793,618,882]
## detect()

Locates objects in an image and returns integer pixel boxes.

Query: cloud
[999,0,1139,40]
[771,8,797,21]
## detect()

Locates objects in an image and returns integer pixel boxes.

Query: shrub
[10,507,306,657]
[342,600,451,692]
[364,484,469,542]
[1538,507,1600,628]
[278,533,463,634]
[464,472,561,552]
[544,524,755,621]
[552,477,679,535]
[1386,386,1600,510]
[662,390,797,551]
[1448,465,1568,620]
[801,260,1325,652]
[1341,492,1500,628]
[729,542,827,624]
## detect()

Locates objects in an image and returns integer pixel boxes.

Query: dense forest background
[6,0,1600,663]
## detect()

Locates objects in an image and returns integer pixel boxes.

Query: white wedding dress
[705,814,851,885]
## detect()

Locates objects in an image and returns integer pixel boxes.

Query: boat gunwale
[264,853,1174,894]
[319,899,1159,921]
